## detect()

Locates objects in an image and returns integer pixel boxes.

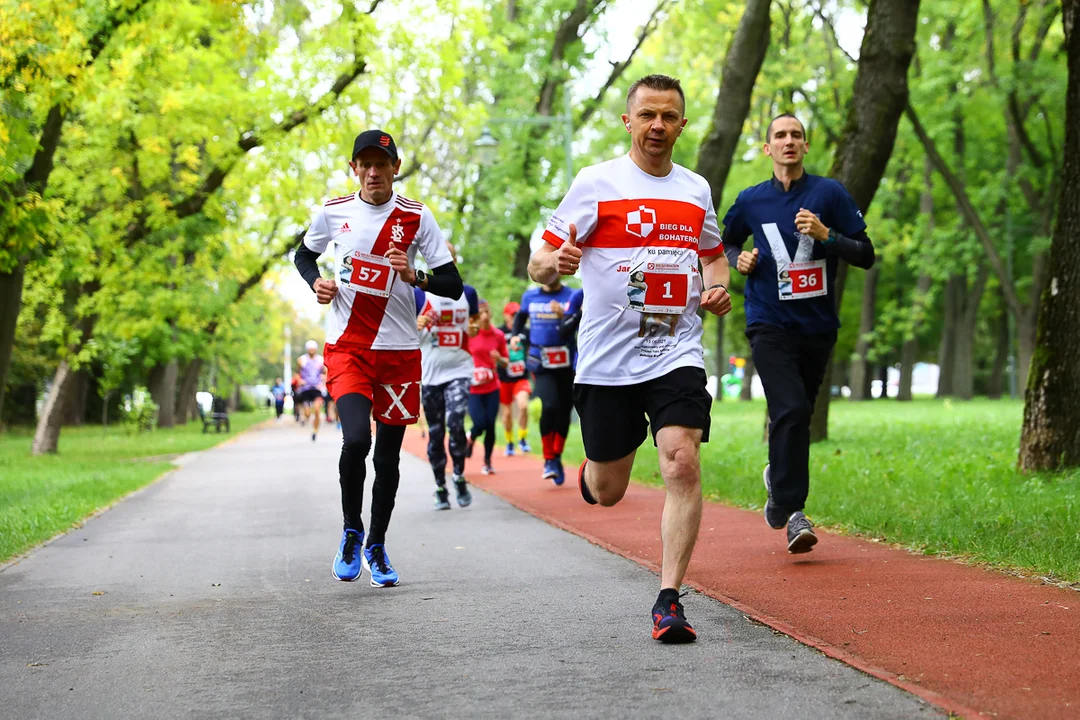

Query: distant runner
[465,299,508,475]
[296,340,325,442]
[498,302,531,457]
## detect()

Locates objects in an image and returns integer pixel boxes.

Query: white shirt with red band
[542,155,723,386]
[303,191,452,351]
[419,293,474,386]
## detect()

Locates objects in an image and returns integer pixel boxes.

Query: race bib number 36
[339,250,394,297]
[780,260,827,301]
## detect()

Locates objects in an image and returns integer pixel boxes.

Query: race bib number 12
[339,250,394,298]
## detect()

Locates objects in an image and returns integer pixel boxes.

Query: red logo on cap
[379,136,391,146]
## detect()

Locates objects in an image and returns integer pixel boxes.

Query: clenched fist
[700,285,732,316]
[313,278,338,304]
[737,248,759,275]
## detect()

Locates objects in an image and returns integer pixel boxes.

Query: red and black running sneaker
[578,459,597,505]
[651,590,697,643]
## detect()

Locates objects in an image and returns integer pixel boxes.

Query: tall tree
[1019,0,1080,471]
[694,0,771,403]
[808,0,921,442]
[0,0,152,428]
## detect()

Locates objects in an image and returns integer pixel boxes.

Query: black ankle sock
[657,588,681,604]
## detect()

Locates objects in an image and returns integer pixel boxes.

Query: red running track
[402,430,1078,719]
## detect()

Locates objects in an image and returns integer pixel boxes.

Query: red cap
[503,301,521,315]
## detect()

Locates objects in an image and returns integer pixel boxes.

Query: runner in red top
[465,300,508,476]
[294,129,464,587]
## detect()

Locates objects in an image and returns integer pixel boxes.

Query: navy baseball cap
[352,129,398,162]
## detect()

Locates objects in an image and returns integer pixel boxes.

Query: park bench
[199,396,230,434]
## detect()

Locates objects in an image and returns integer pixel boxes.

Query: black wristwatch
[410,269,427,288]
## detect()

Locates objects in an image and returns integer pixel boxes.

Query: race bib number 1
[627,264,690,315]
[339,250,394,298]
[779,259,827,301]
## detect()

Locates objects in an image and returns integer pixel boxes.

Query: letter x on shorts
[573,366,711,462]
[324,344,421,426]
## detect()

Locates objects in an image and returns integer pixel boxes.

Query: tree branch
[577,0,673,127]
[905,102,1023,315]
[536,0,605,117]
[395,117,439,181]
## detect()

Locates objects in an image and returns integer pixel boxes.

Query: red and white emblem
[626,204,656,239]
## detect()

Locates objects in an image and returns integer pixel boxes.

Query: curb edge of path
[0,418,273,574]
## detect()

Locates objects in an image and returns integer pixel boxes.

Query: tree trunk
[900,159,935,402]
[147,359,179,428]
[808,0,921,443]
[1017,307,1037,391]
[953,264,990,400]
[695,0,771,209]
[32,360,78,455]
[936,275,960,397]
[63,369,89,426]
[176,358,202,425]
[740,357,755,402]
[987,306,1009,399]
[1019,0,1080,471]
[849,265,879,401]
[898,338,916,401]
[0,260,26,430]
[713,315,725,403]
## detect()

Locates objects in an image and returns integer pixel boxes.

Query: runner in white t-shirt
[294,129,463,587]
[415,253,480,511]
[529,75,732,644]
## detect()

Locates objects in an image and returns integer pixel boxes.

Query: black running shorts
[296,388,323,405]
[573,366,711,462]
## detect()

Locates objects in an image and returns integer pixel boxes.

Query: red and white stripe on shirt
[303,191,452,351]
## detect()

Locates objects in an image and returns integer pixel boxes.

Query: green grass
[524,397,1080,584]
[0,411,266,563]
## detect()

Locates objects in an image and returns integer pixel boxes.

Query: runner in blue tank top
[510,279,578,485]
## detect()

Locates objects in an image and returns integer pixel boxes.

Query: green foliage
[122,386,157,433]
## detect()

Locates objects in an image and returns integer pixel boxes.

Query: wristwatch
[410,269,427,288]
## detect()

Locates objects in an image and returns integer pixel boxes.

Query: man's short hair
[626,74,686,115]
[765,113,806,142]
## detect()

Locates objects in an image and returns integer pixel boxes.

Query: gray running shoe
[433,487,451,511]
[454,477,472,508]
[762,464,788,529]
[787,511,818,554]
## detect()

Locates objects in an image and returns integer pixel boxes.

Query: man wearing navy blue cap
[721,114,875,554]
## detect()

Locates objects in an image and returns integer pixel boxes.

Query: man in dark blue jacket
[721,114,875,554]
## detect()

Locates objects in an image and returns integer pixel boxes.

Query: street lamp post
[473,98,575,185]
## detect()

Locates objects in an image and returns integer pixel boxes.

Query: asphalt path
[0,421,939,719]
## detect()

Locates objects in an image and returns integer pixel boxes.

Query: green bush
[123,387,158,433]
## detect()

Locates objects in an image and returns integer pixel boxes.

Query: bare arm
[700,253,732,317]
[528,243,561,285]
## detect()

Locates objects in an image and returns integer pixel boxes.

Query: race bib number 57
[339,250,394,297]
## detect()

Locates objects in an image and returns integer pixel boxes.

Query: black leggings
[534,368,574,460]
[468,390,500,464]
[337,393,406,547]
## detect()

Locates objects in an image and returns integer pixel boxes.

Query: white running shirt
[541,154,723,385]
[419,288,478,386]
[303,191,452,350]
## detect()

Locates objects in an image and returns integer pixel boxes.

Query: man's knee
[342,425,372,457]
[772,400,811,427]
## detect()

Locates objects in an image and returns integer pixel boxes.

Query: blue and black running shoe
[362,544,399,587]
[332,529,363,582]
[543,458,564,486]
[652,590,697,644]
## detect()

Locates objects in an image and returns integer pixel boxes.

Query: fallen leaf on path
[91,591,104,596]
[27,663,47,667]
